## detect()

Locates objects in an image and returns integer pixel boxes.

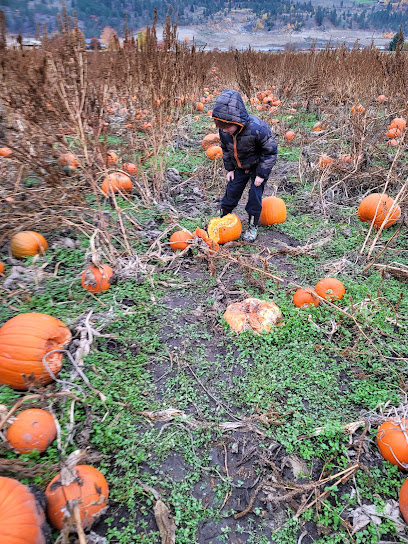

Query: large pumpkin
[259,196,287,226]
[315,278,345,301]
[81,264,113,293]
[101,172,132,196]
[46,465,109,530]
[358,193,401,229]
[169,230,193,251]
[0,313,72,389]
[208,214,242,244]
[0,477,47,544]
[6,408,57,453]
[10,231,48,259]
[57,153,79,174]
[377,419,408,470]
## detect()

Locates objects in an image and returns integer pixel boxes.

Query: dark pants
[221,168,266,222]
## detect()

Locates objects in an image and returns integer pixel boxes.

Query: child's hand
[226,171,235,182]
[254,176,264,187]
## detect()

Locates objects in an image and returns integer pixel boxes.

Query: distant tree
[315,6,324,26]
[100,25,117,46]
[90,36,101,49]
[389,28,404,51]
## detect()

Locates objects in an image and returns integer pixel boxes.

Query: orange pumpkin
[318,154,334,167]
[195,102,204,112]
[284,131,296,141]
[386,127,401,138]
[208,214,242,244]
[201,133,221,150]
[358,193,401,229]
[351,104,365,114]
[0,313,71,390]
[292,289,318,308]
[390,117,406,131]
[6,408,57,453]
[0,477,47,544]
[101,172,133,196]
[0,262,4,275]
[10,231,48,259]
[81,264,113,293]
[46,465,109,530]
[121,162,138,175]
[315,278,345,301]
[170,230,193,251]
[194,227,209,240]
[194,227,220,252]
[312,121,326,132]
[0,147,13,158]
[377,420,408,470]
[399,479,408,522]
[259,196,287,226]
[106,151,118,166]
[387,138,399,148]
[57,153,79,174]
[205,145,223,160]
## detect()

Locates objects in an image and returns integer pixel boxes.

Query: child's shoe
[242,225,258,243]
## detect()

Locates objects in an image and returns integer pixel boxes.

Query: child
[212,89,278,242]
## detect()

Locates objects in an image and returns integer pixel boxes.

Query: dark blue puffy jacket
[212,89,278,180]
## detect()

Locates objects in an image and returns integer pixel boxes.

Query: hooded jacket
[212,89,277,180]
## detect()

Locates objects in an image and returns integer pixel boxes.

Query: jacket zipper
[233,134,242,168]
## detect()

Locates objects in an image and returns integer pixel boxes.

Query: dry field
[1,19,408,544]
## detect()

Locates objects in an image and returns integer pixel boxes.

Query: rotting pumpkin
[46,464,109,531]
[81,264,113,293]
[170,229,193,251]
[57,153,79,174]
[0,312,72,389]
[6,408,57,454]
[101,172,132,196]
[208,214,242,244]
[0,477,48,544]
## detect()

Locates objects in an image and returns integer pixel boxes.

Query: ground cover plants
[1,13,408,544]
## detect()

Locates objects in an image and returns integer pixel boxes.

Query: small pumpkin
[284,131,296,141]
[121,162,138,175]
[195,102,204,112]
[0,312,72,389]
[0,147,13,158]
[315,278,345,301]
[358,193,401,229]
[46,464,109,530]
[386,127,401,139]
[208,214,242,244]
[389,117,406,131]
[0,262,4,275]
[205,145,223,160]
[0,477,47,544]
[106,151,118,166]
[376,95,388,103]
[259,196,287,226]
[377,419,408,470]
[170,230,193,251]
[292,289,318,308]
[101,172,133,196]
[81,264,113,293]
[351,104,365,114]
[399,479,408,523]
[201,133,221,150]
[10,231,48,259]
[387,138,399,148]
[57,153,79,174]
[318,154,334,167]
[312,121,326,132]
[6,408,57,453]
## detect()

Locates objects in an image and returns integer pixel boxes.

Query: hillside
[1,0,408,40]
